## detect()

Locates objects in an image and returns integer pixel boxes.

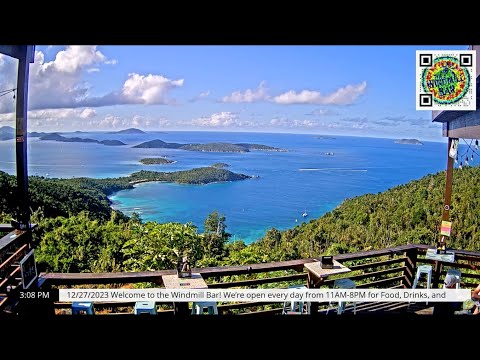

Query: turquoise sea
[0,131,448,243]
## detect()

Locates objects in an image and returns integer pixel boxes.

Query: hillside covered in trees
[1,167,479,274]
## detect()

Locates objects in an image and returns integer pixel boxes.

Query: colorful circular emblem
[422,56,470,104]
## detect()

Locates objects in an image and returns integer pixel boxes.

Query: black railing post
[402,247,418,288]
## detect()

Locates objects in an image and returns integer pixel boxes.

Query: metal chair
[327,278,357,315]
[191,301,218,315]
[72,302,95,315]
[282,285,310,315]
[134,301,157,315]
[412,264,433,305]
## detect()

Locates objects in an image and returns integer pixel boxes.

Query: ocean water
[0,132,448,243]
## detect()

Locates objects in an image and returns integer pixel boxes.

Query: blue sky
[0,45,466,140]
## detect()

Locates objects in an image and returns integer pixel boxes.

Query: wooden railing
[0,226,34,312]
[36,244,432,315]
[5,243,478,315]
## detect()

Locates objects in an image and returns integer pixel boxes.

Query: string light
[455,139,480,169]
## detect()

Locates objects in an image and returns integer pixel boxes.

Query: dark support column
[402,248,418,288]
[14,47,32,229]
[441,137,455,239]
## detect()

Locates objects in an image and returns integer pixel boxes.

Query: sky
[0,45,466,141]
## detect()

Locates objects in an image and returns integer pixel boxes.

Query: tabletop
[425,248,455,263]
[304,260,351,278]
[162,273,208,289]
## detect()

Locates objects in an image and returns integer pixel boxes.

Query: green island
[108,128,146,134]
[2,167,480,275]
[139,157,175,165]
[133,139,286,153]
[394,138,423,145]
[39,133,126,146]
[211,162,229,168]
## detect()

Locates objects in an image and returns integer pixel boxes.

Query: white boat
[302,210,308,217]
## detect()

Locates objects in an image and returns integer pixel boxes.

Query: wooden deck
[2,238,480,315]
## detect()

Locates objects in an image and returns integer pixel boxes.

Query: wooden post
[15,47,32,230]
[402,248,418,288]
[434,138,455,288]
[441,137,455,238]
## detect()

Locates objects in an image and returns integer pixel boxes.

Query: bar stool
[412,265,433,289]
[282,285,310,315]
[191,301,218,315]
[327,278,357,315]
[412,264,432,305]
[445,269,461,289]
[134,301,157,315]
[72,302,95,315]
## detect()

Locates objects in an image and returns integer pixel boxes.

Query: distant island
[140,157,175,165]
[0,126,14,141]
[108,128,146,134]
[394,139,423,145]
[29,131,49,138]
[133,139,287,153]
[127,167,251,185]
[99,140,126,146]
[39,133,126,146]
[315,136,336,140]
[211,162,229,169]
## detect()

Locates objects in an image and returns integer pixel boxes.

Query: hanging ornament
[459,162,463,169]
[476,140,479,150]
[472,154,474,161]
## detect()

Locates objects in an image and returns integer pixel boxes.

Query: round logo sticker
[422,56,470,104]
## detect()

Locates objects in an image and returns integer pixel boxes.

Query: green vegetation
[132,139,286,152]
[139,157,175,165]
[395,139,423,145]
[108,128,145,134]
[0,167,250,222]
[181,143,247,152]
[211,162,229,169]
[3,166,480,279]
[127,168,251,185]
[39,133,126,146]
[249,167,480,261]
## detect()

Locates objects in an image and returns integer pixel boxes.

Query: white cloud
[273,81,367,105]
[190,90,211,102]
[191,112,240,127]
[92,114,169,130]
[0,46,182,113]
[306,108,338,116]
[120,73,184,105]
[51,45,107,73]
[0,108,97,123]
[184,112,256,128]
[31,108,97,120]
[269,117,317,128]
[87,68,100,73]
[222,81,269,103]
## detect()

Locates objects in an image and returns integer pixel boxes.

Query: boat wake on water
[299,168,368,172]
